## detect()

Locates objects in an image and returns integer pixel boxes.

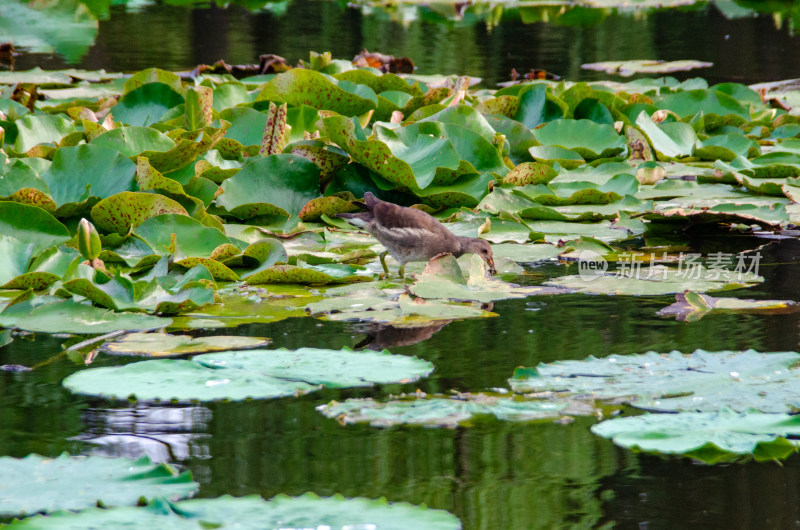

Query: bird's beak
[486,257,496,275]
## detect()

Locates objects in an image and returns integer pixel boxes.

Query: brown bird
[337,192,496,278]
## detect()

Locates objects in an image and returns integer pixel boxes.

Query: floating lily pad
[256,69,378,116]
[101,332,271,357]
[657,291,800,322]
[0,296,170,334]
[509,349,800,413]
[0,202,70,255]
[409,254,565,303]
[582,60,713,76]
[10,493,460,530]
[0,453,197,517]
[533,119,626,160]
[547,264,762,295]
[217,154,321,218]
[591,409,800,464]
[63,347,434,401]
[318,392,591,428]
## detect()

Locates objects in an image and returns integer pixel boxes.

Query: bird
[336,192,496,278]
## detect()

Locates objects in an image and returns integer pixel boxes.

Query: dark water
[10,1,800,87]
[3,232,800,528]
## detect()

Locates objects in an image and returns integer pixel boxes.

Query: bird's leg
[379,251,390,276]
[398,263,406,279]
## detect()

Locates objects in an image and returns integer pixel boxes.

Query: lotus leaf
[307,288,491,324]
[10,493,460,530]
[13,114,76,153]
[63,347,434,401]
[591,409,800,464]
[0,201,70,254]
[102,332,270,357]
[635,111,697,160]
[325,115,460,190]
[582,60,713,76]
[528,145,585,169]
[318,392,582,428]
[91,192,189,233]
[111,83,185,127]
[41,144,137,215]
[245,262,371,285]
[91,126,175,156]
[533,119,626,160]
[217,154,321,218]
[547,263,762,295]
[656,291,800,322]
[133,214,231,258]
[510,349,800,413]
[0,453,197,517]
[256,68,378,116]
[514,84,564,128]
[656,89,750,122]
[409,254,565,302]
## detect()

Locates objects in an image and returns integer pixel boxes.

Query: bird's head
[461,238,496,275]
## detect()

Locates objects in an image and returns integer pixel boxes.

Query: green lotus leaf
[647,201,789,227]
[399,121,508,182]
[414,172,495,208]
[510,349,800,413]
[289,141,350,177]
[0,296,169,334]
[722,152,800,178]
[173,257,239,282]
[41,144,137,216]
[735,175,786,196]
[102,332,271,357]
[217,154,322,218]
[656,88,750,121]
[124,68,183,94]
[194,151,241,184]
[0,159,51,198]
[514,84,564,129]
[298,195,358,221]
[485,114,539,165]
[334,69,419,95]
[533,119,626,160]
[218,106,267,147]
[211,81,251,111]
[112,82,185,126]
[133,214,232,258]
[63,347,433,401]
[547,263,762,295]
[318,393,579,428]
[1,242,79,290]
[10,493,460,530]
[144,127,225,174]
[635,179,752,200]
[591,409,800,464]
[476,94,519,118]
[409,254,565,303]
[91,191,188,234]
[573,98,614,125]
[91,126,175,157]
[635,111,697,160]
[528,145,585,169]
[0,453,197,518]
[170,285,316,329]
[13,114,77,153]
[307,286,491,324]
[245,263,371,285]
[503,162,558,186]
[694,133,760,161]
[0,201,70,254]
[256,69,377,116]
[417,104,497,143]
[656,291,800,322]
[62,265,216,314]
[324,115,460,190]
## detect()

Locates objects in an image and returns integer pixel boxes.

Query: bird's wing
[371,201,447,233]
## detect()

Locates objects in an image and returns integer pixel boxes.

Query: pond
[4,0,800,528]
